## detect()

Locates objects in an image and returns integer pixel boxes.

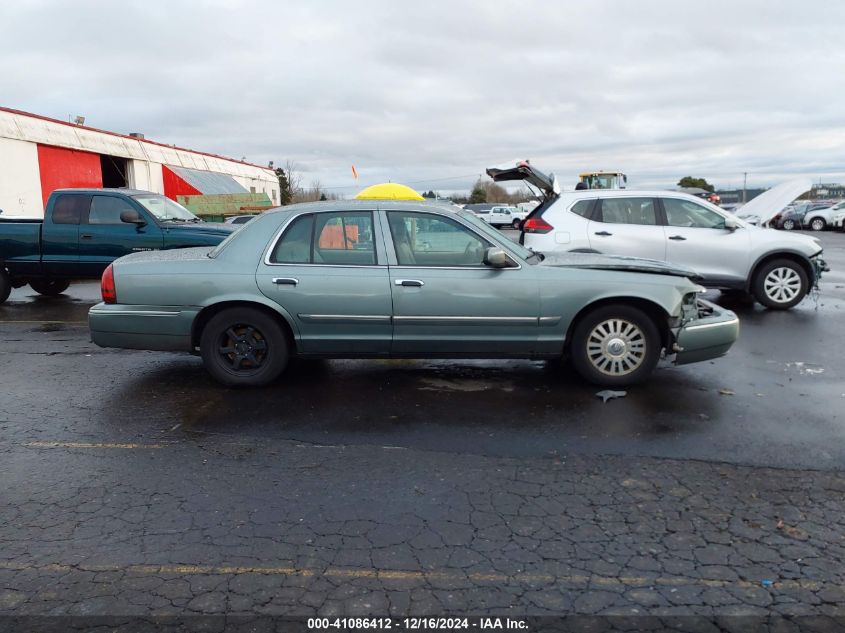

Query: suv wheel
[809,217,826,231]
[752,259,808,310]
[511,219,521,229]
[570,304,661,386]
[200,307,289,387]
[29,279,71,296]
[782,219,795,230]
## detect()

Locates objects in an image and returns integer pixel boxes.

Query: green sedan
[89,201,739,387]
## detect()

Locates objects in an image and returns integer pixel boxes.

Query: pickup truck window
[87,196,137,224]
[52,195,90,224]
[133,195,199,222]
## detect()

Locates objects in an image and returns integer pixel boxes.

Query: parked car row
[768,201,844,232]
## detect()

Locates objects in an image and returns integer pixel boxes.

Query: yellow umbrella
[355,183,424,201]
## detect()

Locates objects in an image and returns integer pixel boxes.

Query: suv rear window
[569,199,595,218]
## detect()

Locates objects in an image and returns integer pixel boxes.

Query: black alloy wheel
[200,307,289,387]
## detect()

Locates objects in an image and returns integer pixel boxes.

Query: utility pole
[742,172,747,203]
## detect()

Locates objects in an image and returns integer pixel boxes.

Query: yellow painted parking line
[25,441,168,450]
[0,560,821,591]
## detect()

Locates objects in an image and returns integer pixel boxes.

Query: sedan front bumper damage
[673,298,740,366]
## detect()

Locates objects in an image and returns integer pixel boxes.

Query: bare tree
[284,160,303,200]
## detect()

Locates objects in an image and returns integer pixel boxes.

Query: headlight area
[810,251,830,277]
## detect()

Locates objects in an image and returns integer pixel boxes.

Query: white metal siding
[0,109,278,212]
[0,138,43,217]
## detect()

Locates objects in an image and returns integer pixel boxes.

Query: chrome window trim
[388,264,521,271]
[262,209,385,268]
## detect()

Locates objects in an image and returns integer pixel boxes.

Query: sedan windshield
[133,195,200,222]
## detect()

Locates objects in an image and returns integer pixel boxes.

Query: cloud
[1,0,844,194]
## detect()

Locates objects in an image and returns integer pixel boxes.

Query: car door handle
[594,231,613,236]
[272,277,299,286]
[395,279,424,287]
[80,233,92,239]
[668,235,687,241]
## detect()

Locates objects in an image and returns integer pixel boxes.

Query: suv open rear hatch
[486,160,561,202]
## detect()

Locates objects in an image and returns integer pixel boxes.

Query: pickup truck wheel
[29,279,71,296]
[809,217,826,231]
[200,308,288,387]
[752,259,808,310]
[570,304,660,386]
[0,270,11,304]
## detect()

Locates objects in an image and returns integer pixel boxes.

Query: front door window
[387,211,489,266]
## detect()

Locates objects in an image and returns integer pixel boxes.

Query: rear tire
[29,278,71,296]
[782,219,795,230]
[570,304,661,387]
[809,217,826,231]
[200,307,289,387]
[0,269,11,304]
[752,259,808,310]
[512,219,521,229]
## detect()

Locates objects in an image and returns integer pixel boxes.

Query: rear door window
[270,212,376,266]
[596,198,658,225]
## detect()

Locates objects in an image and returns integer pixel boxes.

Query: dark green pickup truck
[0,188,237,304]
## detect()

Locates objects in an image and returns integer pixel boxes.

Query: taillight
[522,217,554,234]
[101,264,116,304]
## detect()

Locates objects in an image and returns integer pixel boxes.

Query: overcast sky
[2,1,844,195]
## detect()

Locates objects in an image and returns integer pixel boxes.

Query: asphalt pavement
[1,230,844,624]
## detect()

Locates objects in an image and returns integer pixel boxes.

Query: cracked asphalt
[1,231,844,623]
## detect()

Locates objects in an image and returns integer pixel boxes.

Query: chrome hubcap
[587,319,646,376]
[764,267,802,303]
[811,219,824,230]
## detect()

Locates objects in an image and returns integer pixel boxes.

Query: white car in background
[487,162,828,310]
[476,206,525,229]
[804,200,844,231]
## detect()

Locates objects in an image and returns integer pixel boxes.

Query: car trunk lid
[486,160,561,201]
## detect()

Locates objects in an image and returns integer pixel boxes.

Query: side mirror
[483,247,509,268]
[121,210,147,227]
[724,216,738,231]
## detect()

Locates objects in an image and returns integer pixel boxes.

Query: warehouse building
[0,107,280,218]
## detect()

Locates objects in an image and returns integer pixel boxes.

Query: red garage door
[37,145,103,207]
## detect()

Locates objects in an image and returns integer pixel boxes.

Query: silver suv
[488,163,828,310]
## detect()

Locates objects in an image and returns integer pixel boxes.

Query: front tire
[782,219,795,230]
[809,217,826,231]
[570,304,661,386]
[200,308,289,387]
[29,278,71,296]
[752,259,808,310]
